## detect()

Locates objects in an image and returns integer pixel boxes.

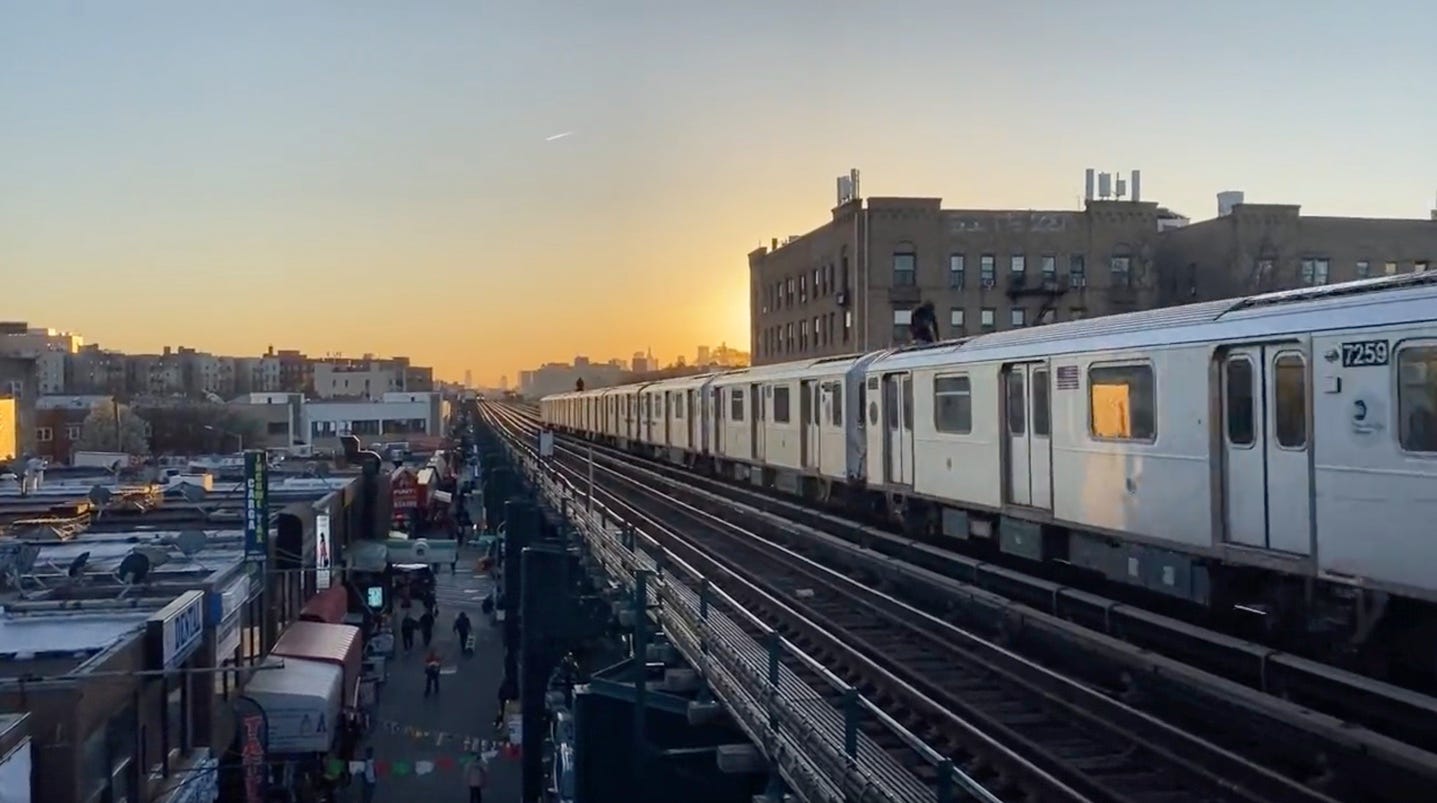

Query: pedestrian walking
[465,752,489,803]
[453,611,472,655]
[358,747,377,803]
[423,649,442,696]
[419,609,435,648]
[400,612,416,652]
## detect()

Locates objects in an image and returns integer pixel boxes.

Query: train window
[1088,364,1156,441]
[1007,372,1026,435]
[773,386,792,423]
[730,389,745,422]
[1273,354,1306,448]
[674,393,684,419]
[829,382,843,427]
[1398,346,1437,453]
[1032,369,1050,436]
[884,380,899,429]
[902,378,913,431]
[1225,358,1255,446]
[933,376,972,434]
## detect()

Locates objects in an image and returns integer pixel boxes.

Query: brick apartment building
[750,173,1437,364]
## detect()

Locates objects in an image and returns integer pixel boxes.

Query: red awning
[299,584,348,625]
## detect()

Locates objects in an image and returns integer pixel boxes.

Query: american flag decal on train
[1055,365,1080,390]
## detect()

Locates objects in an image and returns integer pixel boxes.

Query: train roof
[869,272,1437,372]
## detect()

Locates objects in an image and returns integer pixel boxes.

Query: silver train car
[542,274,1437,670]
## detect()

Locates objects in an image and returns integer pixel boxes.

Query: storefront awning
[243,658,342,754]
[271,621,362,706]
[298,584,348,625]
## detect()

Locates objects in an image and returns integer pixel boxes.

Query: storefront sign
[148,590,206,671]
[391,470,419,510]
[315,514,333,590]
[233,697,268,803]
[244,451,269,562]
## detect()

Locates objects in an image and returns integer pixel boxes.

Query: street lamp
[204,425,243,453]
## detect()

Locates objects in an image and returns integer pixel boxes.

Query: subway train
[541,273,1437,672]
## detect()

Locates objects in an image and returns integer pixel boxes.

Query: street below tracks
[350,545,521,803]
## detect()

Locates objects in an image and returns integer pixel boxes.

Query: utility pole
[112,397,121,452]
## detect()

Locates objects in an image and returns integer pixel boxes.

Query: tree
[138,403,264,455]
[75,403,152,455]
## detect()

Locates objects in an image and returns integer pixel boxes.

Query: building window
[1418,261,1431,273]
[1040,255,1057,283]
[1070,254,1087,287]
[892,308,913,342]
[1010,255,1026,276]
[1301,258,1330,285]
[949,254,965,288]
[813,268,820,295]
[827,313,835,345]
[36,427,53,442]
[893,243,916,286]
[1398,345,1437,452]
[1110,255,1132,287]
[67,424,82,440]
[1010,308,1026,328]
[933,375,972,433]
[980,308,995,330]
[786,278,795,305]
[843,310,852,342]
[1256,259,1275,283]
[980,255,995,287]
[1355,260,1371,279]
[800,275,808,303]
[1385,261,1398,276]
[800,320,808,351]
[1036,308,1055,325]
[772,386,791,423]
[1088,363,1156,441]
[949,308,965,333]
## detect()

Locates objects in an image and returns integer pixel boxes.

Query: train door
[882,373,914,485]
[687,389,699,449]
[800,380,815,468]
[714,388,724,454]
[1220,345,1312,554]
[751,383,766,462]
[1003,363,1052,509]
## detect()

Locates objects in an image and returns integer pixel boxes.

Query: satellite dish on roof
[67,551,90,578]
[116,552,151,586]
[176,530,206,557]
[14,544,39,575]
[88,486,112,517]
[179,484,207,504]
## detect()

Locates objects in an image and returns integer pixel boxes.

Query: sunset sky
[3,2,1433,385]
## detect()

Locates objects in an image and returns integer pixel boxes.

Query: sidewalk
[358,546,521,802]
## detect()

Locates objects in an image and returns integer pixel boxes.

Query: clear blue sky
[2,1,1433,383]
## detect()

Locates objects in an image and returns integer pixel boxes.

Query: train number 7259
[1340,339,1390,367]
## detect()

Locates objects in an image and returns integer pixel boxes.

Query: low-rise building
[228,393,307,451]
[0,357,39,461]
[306,391,447,452]
[34,395,111,464]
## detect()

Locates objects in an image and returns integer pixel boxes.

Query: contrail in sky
[545,131,574,142]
